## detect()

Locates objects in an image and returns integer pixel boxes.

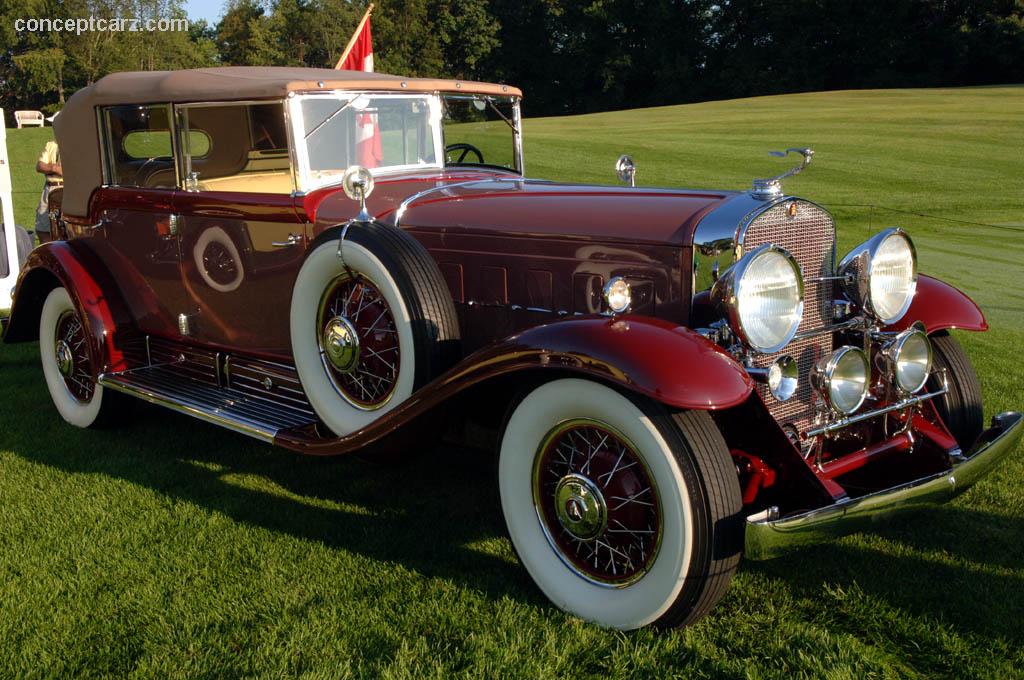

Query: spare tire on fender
[290,221,461,436]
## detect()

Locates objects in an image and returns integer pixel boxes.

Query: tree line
[3,0,1022,118]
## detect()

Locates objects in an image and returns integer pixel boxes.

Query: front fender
[275,315,754,455]
[3,241,132,374]
[888,274,987,334]
[488,316,755,409]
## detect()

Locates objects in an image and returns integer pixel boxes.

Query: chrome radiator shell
[692,195,837,432]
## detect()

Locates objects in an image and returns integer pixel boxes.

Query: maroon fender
[2,241,135,375]
[275,315,754,456]
[888,274,987,334]
[488,315,755,409]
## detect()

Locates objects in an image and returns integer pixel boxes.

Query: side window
[103,105,177,189]
[178,103,293,194]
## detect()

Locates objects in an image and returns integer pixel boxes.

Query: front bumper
[745,411,1023,560]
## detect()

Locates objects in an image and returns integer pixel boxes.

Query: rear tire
[498,378,742,630]
[927,332,983,449]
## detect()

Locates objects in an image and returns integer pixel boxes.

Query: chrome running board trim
[99,365,317,443]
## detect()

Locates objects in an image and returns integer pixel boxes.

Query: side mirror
[342,165,374,222]
[615,154,636,187]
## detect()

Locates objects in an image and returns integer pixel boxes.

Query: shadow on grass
[0,343,541,610]
[2,341,1022,643]
[746,508,1024,645]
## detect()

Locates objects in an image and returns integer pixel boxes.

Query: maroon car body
[4,67,1020,630]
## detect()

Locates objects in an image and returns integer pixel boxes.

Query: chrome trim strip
[745,412,1023,560]
[99,372,279,443]
[803,385,947,439]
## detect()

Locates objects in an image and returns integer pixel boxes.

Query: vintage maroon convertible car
[3,67,1020,630]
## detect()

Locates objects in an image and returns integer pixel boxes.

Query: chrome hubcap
[554,473,607,540]
[55,340,74,377]
[322,316,360,373]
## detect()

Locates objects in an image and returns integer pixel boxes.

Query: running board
[99,365,318,443]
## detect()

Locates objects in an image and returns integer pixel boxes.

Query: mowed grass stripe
[1,86,1022,677]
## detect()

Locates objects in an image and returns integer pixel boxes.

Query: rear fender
[888,274,987,333]
[3,241,133,374]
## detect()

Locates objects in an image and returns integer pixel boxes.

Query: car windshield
[441,94,518,172]
[292,93,442,191]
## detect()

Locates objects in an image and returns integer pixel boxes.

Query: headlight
[811,346,869,414]
[839,228,918,324]
[713,244,804,353]
[880,326,932,394]
[603,277,632,313]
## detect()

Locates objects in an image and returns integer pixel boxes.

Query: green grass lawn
[2,86,1023,677]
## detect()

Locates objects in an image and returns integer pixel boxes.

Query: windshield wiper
[304,99,355,141]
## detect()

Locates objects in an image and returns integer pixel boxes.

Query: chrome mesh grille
[744,200,836,430]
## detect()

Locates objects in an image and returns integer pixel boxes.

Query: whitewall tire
[39,287,106,428]
[499,378,743,629]
[290,222,460,436]
[193,225,245,293]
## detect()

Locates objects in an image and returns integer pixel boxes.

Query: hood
[309,174,734,248]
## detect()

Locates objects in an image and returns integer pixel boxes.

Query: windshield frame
[288,90,446,192]
[287,90,523,194]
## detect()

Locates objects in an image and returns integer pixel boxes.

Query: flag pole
[335,3,374,70]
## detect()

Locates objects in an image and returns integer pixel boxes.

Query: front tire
[927,332,983,449]
[498,378,742,629]
[39,287,116,428]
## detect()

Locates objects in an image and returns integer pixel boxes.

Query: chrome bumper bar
[745,411,1023,560]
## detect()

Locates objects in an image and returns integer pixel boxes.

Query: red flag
[336,5,382,167]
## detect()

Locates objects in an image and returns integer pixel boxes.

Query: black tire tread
[343,222,461,387]
[928,332,983,449]
[651,408,743,628]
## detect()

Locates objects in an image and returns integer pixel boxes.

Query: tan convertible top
[54,66,522,216]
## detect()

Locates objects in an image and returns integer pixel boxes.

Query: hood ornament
[751,147,813,200]
[615,154,636,187]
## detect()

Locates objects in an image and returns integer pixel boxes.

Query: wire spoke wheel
[317,273,401,409]
[54,309,95,403]
[532,419,662,586]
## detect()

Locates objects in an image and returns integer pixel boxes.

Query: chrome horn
[751,147,813,200]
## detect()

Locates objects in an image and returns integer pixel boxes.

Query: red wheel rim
[317,274,401,409]
[54,310,94,403]
[532,420,662,586]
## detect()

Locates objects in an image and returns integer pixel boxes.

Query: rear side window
[102,105,177,189]
[123,129,209,159]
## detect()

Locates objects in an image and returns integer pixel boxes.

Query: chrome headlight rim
[812,345,870,415]
[603,276,632,314]
[881,325,933,394]
[839,227,919,325]
[713,244,805,354]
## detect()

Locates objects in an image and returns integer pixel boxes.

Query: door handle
[272,234,302,248]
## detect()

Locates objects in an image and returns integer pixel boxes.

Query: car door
[88,104,190,339]
[172,102,308,356]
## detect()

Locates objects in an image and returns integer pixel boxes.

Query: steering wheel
[135,156,174,187]
[445,143,485,164]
